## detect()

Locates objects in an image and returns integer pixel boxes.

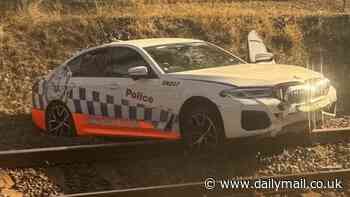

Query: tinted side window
[67,49,110,77]
[104,47,149,78]
[67,47,157,78]
[66,56,82,76]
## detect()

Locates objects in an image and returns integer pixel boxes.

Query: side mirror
[255,52,274,63]
[128,66,149,79]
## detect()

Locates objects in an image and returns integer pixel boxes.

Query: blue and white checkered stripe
[33,80,179,132]
[66,87,179,132]
[32,80,48,110]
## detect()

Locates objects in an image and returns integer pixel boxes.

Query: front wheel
[180,103,225,151]
[45,102,77,137]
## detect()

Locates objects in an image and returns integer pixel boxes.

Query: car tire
[180,102,225,152]
[45,101,77,137]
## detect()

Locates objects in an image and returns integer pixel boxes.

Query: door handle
[107,83,119,90]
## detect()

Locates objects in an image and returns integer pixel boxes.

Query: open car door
[247,30,275,64]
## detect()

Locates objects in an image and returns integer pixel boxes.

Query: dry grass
[0,0,348,114]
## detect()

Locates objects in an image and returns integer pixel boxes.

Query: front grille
[241,110,271,131]
[274,78,330,104]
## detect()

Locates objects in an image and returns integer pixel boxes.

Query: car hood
[169,64,324,87]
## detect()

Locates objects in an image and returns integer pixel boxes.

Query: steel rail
[312,127,350,133]
[311,127,350,143]
[0,127,348,168]
[60,168,350,197]
[0,140,182,168]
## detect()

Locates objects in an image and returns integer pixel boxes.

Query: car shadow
[0,112,144,150]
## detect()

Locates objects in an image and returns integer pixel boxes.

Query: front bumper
[220,86,337,138]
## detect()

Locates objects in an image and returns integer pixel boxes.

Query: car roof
[69,38,205,61]
[109,38,204,48]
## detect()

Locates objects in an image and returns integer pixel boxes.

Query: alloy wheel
[188,112,219,150]
[46,104,74,136]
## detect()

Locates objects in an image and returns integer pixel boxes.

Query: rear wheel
[180,102,225,151]
[45,102,76,137]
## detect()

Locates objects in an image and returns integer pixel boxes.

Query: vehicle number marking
[162,81,180,87]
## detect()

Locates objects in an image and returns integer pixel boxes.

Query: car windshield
[144,42,244,73]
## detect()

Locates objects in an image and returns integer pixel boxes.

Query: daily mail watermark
[204,177,343,191]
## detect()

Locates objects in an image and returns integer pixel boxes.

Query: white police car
[32,34,337,149]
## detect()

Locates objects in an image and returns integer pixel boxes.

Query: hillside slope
[1,1,350,114]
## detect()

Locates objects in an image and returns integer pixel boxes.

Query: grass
[0,0,349,114]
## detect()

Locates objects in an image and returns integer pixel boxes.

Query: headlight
[219,87,273,98]
[277,78,330,103]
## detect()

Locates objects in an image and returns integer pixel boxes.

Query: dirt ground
[1,1,350,196]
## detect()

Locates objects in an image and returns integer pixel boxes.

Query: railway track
[0,127,349,168]
[59,168,349,197]
[0,127,349,196]
[0,140,183,168]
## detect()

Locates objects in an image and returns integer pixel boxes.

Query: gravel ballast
[0,117,349,196]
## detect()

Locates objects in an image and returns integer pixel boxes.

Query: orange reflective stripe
[71,113,88,135]
[72,113,180,140]
[79,126,181,140]
[31,109,45,130]
[138,121,154,129]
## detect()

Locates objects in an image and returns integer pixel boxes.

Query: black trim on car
[178,78,238,88]
[241,110,271,131]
